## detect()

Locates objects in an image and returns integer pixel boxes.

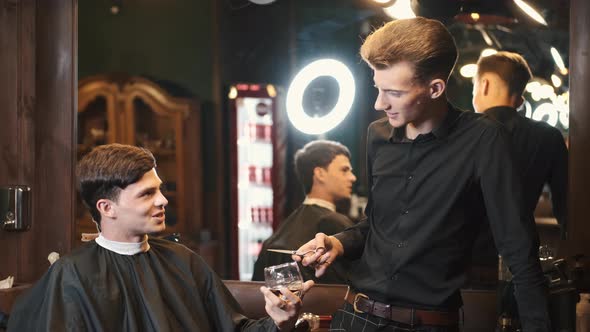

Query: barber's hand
[293,233,344,278]
[260,280,314,331]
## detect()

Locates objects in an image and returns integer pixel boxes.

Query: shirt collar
[303,197,336,212]
[95,233,151,255]
[389,103,462,142]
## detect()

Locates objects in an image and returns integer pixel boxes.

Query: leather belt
[344,290,459,327]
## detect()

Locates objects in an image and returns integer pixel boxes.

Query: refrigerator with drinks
[227,83,286,280]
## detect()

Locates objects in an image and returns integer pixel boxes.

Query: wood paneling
[0,0,76,284]
[0,0,36,282]
[566,0,590,259]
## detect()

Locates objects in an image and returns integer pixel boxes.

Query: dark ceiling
[221,0,570,111]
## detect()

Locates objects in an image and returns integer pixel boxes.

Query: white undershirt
[95,233,150,255]
[302,197,336,212]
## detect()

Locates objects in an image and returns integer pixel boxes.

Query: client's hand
[260,280,314,331]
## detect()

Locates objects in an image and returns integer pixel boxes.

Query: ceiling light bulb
[550,47,567,73]
[475,26,494,46]
[550,74,562,88]
[228,86,238,99]
[460,64,477,78]
[266,85,277,97]
[514,0,547,25]
[383,0,415,19]
[480,48,497,57]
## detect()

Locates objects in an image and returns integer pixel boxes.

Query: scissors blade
[267,248,297,255]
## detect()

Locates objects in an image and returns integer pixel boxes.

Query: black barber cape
[252,204,354,284]
[8,237,277,332]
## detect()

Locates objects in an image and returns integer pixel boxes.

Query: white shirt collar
[303,197,336,212]
[95,233,150,255]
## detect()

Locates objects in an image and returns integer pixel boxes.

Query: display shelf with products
[76,75,202,248]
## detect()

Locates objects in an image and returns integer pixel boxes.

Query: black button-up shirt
[335,105,549,330]
[485,106,568,231]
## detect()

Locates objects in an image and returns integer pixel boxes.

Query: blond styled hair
[360,17,458,83]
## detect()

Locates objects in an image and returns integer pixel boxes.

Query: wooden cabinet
[76,75,202,246]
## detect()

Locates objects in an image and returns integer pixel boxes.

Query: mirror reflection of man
[472,51,568,238]
[8,144,312,331]
[252,140,356,284]
[472,51,569,329]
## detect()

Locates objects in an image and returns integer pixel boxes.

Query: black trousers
[329,302,461,332]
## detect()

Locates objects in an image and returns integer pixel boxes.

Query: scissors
[267,247,325,259]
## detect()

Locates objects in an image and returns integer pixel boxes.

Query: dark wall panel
[568,0,590,258]
[0,0,76,284]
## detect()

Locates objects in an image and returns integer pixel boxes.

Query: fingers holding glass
[264,262,304,300]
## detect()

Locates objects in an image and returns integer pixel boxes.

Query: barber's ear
[429,79,446,99]
[481,78,490,96]
[96,199,116,218]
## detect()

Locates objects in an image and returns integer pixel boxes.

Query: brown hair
[476,51,532,97]
[77,143,156,225]
[360,17,458,83]
[294,140,351,194]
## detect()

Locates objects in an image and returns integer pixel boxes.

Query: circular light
[550,47,567,72]
[460,63,477,78]
[286,59,355,135]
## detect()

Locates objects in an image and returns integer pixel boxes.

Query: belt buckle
[353,293,369,314]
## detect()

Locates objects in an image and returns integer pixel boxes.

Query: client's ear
[96,199,116,218]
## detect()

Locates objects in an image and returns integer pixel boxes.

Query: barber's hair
[476,51,532,97]
[77,143,156,225]
[360,17,458,83]
[294,140,351,194]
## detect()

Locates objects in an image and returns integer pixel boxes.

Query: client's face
[112,168,168,242]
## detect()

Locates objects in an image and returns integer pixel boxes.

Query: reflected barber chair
[496,255,584,332]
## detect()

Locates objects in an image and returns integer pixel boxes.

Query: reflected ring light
[286,59,355,135]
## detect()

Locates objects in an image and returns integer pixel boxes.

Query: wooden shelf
[150,148,176,158]
[76,75,202,248]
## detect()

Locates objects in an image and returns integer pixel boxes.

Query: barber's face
[373,62,432,128]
